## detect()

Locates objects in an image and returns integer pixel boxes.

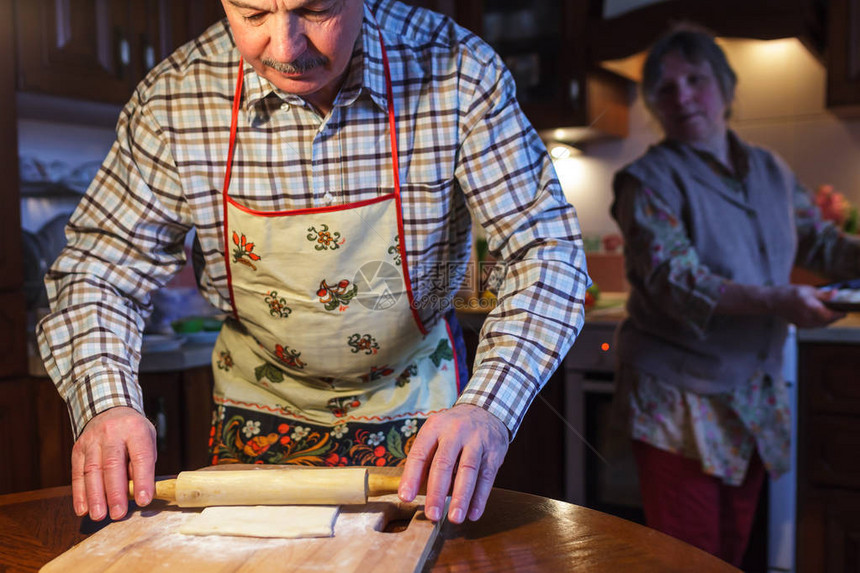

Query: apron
[209,33,461,467]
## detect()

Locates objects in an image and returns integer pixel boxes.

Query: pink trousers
[632,439,766,567]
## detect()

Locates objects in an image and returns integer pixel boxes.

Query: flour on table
[178,505,340,539]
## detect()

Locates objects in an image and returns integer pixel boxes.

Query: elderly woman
[610,24,860,566]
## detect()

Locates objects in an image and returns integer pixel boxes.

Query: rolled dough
[178,505,340,539]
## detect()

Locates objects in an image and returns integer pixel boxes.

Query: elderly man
[38,0,588,528]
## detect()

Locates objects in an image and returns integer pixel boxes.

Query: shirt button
[323,192,334,205]
[280,103,290,111]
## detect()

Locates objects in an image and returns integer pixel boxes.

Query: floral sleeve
[612,173,726,338]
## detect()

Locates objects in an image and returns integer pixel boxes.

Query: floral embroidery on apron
[306,224,345,250]
[209,30,460,467]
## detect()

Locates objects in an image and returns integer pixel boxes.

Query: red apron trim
[215,395,447,422]
[226,192,396,217]
[222,33,429,335]
[379,34,427,335]
[222,58,246,321]
[445,319,463,395]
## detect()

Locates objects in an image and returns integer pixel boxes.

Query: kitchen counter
[139,340,215,373]
[798,312,860,344]
[28,336,217,377]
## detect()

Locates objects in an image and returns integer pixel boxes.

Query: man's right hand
[71,406,156,521]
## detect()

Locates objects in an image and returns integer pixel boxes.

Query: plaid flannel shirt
[37,0,589,439]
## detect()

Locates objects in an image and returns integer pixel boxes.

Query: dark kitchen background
[2,2,859,572]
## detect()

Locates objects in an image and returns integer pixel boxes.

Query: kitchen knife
[128,468,403,507]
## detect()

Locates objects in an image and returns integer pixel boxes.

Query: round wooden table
[428,488,739,571]
[0,486,738,572]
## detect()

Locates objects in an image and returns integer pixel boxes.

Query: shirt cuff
[455,363,537,441]
[680,272,727,338]
[66,370,145,438]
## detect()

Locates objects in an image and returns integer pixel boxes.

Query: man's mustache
[262,55,328,74]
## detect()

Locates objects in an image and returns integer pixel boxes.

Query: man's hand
[398,404,509,524]
[71,406,157,521]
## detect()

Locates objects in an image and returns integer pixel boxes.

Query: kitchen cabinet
[405,0,630,140]
[826,0,860,114]
[0,367,214,495]
[139,366,214,477]
[589,0,824,64]
[470,0,630,138]
[0,0,26,380]
[500,0,628,137]
[797,342,860,572]
[0,379,39,494]
[0,291,28,379]
[0,0,225,493]
[14,0,224,105]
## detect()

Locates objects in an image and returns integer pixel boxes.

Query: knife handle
[128,479,177,502]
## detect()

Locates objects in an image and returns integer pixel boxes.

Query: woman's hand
[769,284,845,328]
[718,282,845,327]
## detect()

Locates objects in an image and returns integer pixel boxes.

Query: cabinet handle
[569,79,580,106]
[115,29,130,79]
[141,34,156,72]
[144,44,156,72]
[153,396,168,452]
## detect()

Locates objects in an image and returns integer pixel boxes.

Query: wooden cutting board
[41,467,443,573]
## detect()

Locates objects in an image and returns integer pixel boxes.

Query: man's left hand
[398,404,509,524]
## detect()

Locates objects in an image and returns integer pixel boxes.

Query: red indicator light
[600,343,610,352]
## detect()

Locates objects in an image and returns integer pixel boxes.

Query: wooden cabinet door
[16,0,136,103]
[138,366,213,474]
[799,343,860,416]
[798,491,860,573]
[827,0,860,112]
[159,0,225,58]
[138,371,184,476]
[15,0,224,104]
[130,0,165,83]
[35,378,74,488]
[0,0,22,294]
[0,291,28,379]
[0,379,37,494]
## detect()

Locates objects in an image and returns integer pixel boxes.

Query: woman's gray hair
[641,23,737,118]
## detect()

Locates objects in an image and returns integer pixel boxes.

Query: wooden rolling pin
[128,468,402,507]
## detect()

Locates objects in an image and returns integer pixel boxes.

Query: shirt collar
[237,4,390,119]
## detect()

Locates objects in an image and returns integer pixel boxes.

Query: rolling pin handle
[128,479,177,502]
[367,473,402,497]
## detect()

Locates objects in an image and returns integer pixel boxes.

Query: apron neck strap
[221,32,400,199]
[223,58,245,200]
[379,30,400,197]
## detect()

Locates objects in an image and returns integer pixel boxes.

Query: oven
[564,318,644,524]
